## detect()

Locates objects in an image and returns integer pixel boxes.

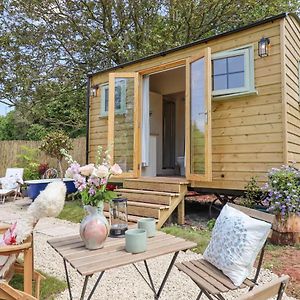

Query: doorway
[141,66,186,177]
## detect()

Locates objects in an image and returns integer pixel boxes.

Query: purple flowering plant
[61,146,122,207]
[263,164,300,218]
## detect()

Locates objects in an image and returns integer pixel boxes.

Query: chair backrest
[228,203,275,235]
[240,275,289,300]
[5,168,24,181]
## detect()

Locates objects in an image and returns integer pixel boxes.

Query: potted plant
[61,146,122,249]
[263,164,300,245]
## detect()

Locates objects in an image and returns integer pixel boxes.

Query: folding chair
[0,168,24,204]
[175,204,275,300]
[240,275,289,300]
[0,224,45,300]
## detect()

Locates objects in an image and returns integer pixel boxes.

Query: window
[100,79,126,116]
[212,46,255,97]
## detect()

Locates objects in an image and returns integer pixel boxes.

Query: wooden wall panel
[284,16,300,166]
[89,18,286,190]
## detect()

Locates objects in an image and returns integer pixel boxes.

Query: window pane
[213,58,227,75]
[228,55,244,73]
[103,88,109,112]
[190,58,205,175]
[228,72,244,88]
[115,85,122,110]
[213,75,227,90]
[114,77,134,173]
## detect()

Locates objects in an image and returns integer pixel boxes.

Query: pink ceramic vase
[80,204,110,250]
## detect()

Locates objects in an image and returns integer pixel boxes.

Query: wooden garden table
[48,231,196,300]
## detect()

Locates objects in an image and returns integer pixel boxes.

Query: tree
[0,0,299,140]
[39,131,73,178]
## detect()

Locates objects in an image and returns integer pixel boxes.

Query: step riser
[124,181,180,193]
[116,192,171,205]
[104,203,162,219]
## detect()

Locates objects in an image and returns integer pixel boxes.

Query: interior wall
[150,67,185,95]
[149,91,163,174]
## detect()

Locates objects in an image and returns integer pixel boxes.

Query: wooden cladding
[88,15,300,190]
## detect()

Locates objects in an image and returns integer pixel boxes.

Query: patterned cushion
[0,255,16,279]
[203,204,271,286]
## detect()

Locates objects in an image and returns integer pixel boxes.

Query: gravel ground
[0,198,296,300]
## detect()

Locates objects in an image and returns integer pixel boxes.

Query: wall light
[258,37,270,57]
[91,85,99,97]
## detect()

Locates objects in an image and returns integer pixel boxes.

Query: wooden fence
[0,137,86,177]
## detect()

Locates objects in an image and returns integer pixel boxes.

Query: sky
[0,102,13,116]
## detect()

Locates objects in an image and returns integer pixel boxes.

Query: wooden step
[103,211,151,224]
[104,201,169,219]
[115,188,179,205]
[124,178,188,193]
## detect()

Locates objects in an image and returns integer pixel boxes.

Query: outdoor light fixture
[258,37,270,57]
[91,85,99,97]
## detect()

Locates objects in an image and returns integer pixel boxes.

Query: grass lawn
[162,225,211,254]
[10,270,67,300]
[58,199,85,223]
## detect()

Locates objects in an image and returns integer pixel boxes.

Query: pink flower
[94,165,109,178]
[79,164,95,176]
[111,164,122,175]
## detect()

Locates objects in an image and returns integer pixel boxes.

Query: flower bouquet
[61,146,122,249]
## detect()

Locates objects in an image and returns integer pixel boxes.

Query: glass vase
[80,204,110,250]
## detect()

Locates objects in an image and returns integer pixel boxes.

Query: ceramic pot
[80,204,110,250]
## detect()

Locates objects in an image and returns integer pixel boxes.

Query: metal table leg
[63,258,105,300]
[133,251,179,299]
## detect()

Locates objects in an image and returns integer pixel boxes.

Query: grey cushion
[0,255,16,279]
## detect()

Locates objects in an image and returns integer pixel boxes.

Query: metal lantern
[258,37,270,57]
[109,198,128,237]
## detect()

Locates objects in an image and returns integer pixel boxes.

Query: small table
[48,231,196,300]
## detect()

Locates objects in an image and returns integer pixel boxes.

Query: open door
[186,48,212,181]
[108,72,140,177]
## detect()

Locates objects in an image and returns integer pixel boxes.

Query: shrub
[16,146,40,180]
[40,131,73,178]
[241,176,262,208]
[263,164,300,217]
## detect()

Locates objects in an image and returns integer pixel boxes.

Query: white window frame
[212,45,255,97]
[100,80,127,117]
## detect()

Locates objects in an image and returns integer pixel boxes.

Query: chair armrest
[0,224,11,234]
[0,236,32,255]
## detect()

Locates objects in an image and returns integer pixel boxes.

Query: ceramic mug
[138,218,156,238]
[125,229,147,253]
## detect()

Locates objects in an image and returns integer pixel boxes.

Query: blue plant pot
[25,179,76,200]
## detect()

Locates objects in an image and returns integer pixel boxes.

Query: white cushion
[203,204,271,286]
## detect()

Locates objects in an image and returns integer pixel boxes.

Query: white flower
[111,163,122,175]
[94,165,109,178]
[79,164,95,176]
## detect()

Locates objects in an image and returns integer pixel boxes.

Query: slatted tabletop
[48,231,196,276]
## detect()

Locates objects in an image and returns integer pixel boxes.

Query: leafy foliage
[40,131,73,177]
[0,1,299,139]
[241,176,262,208]
[16,146,40,180]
